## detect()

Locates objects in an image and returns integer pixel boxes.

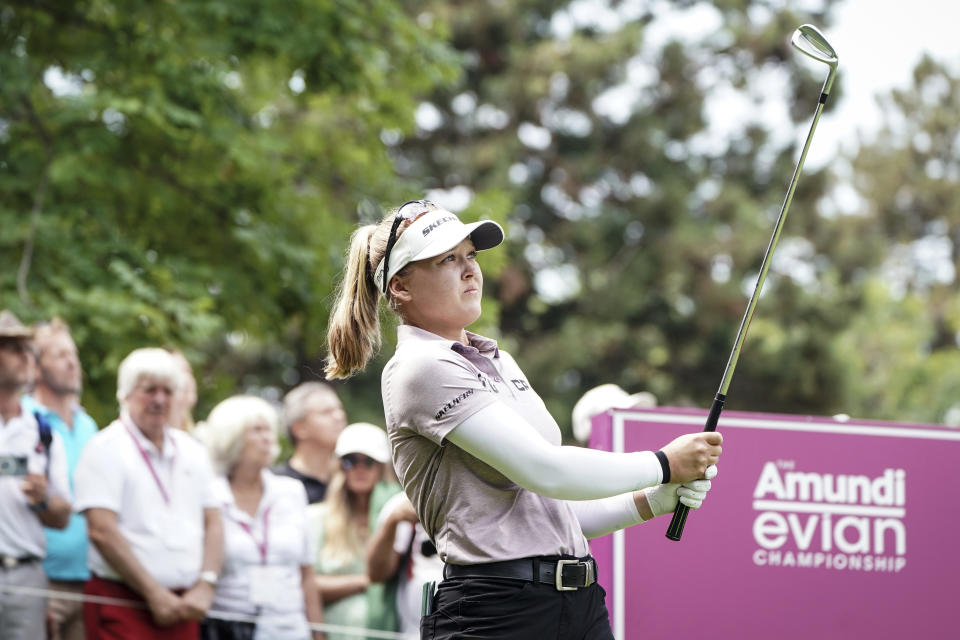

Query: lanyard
[122,417,175,506]
[235,506,271,565]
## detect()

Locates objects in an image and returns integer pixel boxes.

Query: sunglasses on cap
[341,454,379,470]
[380,200,436,294]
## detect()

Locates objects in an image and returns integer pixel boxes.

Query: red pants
[84,575,199,640]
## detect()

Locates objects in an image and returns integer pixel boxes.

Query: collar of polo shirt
[373,208,504,292]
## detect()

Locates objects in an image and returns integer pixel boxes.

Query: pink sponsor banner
[588,407,960,640]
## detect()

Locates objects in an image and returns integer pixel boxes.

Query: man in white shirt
[0,310,71,640]
[74,347,223,640]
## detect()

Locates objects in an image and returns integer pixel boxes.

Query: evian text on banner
[751,460,907,573]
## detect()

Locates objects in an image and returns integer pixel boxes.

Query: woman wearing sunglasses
[307,422,392,640]
[325,201,723,639]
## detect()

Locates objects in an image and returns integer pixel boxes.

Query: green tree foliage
[1,0,459,421]
[836,55,960,424]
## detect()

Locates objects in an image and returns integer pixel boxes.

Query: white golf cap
[571,384,657,442]
[334,422,391,463]
[373,206,504,292]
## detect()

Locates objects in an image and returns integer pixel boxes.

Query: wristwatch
[199,570,219,587]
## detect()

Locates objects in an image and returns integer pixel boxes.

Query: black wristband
[654,450,671,484]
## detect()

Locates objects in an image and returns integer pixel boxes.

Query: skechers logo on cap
[422,215,457,237]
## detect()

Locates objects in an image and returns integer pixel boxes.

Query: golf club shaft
[666,79,833,542]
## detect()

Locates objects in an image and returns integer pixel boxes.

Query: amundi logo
[750,461,907,573]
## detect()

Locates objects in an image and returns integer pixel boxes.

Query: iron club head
[791,24,838,94]
[792,24,838,67]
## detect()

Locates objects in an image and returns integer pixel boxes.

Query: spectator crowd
[0,310,438,640]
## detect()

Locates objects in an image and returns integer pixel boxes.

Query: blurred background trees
[3,0,959,434]
[1,0,460,420]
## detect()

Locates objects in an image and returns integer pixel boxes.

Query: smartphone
[0,455,28,477]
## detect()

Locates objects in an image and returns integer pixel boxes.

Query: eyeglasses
[341,454,379,470]
[380,200,436,293]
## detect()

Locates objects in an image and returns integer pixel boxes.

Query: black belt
[0,555,40,570]
[443,555,598,591]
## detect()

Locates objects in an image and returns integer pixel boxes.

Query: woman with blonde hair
[307,422,392,640]
[196,395,322,640]
[325,200,724,639]
[167,349,197,432]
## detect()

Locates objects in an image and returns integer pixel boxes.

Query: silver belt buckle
[1,555,17,570]
[556,558,595,591]
[554,558,595,591]
[555,559,577,591]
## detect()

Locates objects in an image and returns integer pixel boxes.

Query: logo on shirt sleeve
[435,389,475,420]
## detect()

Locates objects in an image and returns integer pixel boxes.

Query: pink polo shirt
[381,325,589,565]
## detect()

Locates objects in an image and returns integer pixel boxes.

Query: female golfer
[325,200,722,639]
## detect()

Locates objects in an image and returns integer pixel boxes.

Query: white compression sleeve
[568,494,644,539]
[446,401,663,501]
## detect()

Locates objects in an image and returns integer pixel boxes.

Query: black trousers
[200,617,256,640]
[421,576,615,640]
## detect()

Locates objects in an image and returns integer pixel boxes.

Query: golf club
[666,24,838,542]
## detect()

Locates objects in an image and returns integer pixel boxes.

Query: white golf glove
[644,464,718,519]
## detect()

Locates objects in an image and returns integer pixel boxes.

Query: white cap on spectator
[334,422,391,463]
[571,384,657,442]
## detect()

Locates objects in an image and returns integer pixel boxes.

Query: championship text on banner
[588,407,959,640]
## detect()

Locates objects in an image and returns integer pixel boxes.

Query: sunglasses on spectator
[341,454,379,470]
[380,199,436,293]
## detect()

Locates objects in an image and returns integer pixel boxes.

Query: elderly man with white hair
[196,395,323,640]
[74,348,223,640]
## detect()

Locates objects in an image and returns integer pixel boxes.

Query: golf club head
[791,24,838,67]
[791,24,838,95]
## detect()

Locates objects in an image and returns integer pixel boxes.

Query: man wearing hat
[0,311,72,640]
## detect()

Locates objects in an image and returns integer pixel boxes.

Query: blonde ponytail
[326,225,381,379]
[326,211,409,379]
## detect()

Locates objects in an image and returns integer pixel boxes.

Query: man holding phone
[0,310,71,640]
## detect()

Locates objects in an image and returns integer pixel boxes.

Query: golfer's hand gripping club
[665,393,724,540]
[665,24,837,542]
